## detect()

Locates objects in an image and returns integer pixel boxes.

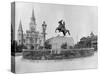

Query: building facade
[77,32,97,49]
[17,9,44,50]
[90,32,97,50]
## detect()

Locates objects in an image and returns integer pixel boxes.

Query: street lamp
[42,21,47,59]
[42,21,47,29]
[42,21,47,48]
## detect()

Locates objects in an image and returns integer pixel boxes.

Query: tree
[11,40,18,52]
[90,32,94,37]
[38,46,43,49]
[17,44,23,52]
[74,36,92,48]
[44,41,52,49]
[80,37,87,40]
[69,46,73,49]
[61,43,67,49]
[11,40,18,56]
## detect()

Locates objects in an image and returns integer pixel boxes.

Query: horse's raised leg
[63,31,66,36]
[68,30,70,35]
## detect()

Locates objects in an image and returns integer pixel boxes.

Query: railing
[23,48,94,51]
[22,48,95,60]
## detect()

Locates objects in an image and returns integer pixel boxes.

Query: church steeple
[31,9,36,22]
[30,8,36,32]
[18,20,23,32]
[17,20,23,45]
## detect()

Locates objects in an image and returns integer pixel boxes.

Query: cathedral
[17,9,44,50]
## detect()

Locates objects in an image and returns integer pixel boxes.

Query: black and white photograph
[11,2,98,74]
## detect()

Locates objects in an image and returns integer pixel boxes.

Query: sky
[15,2,98,44]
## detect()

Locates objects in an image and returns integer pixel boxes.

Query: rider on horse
[58,19,65,31]
[55,19,70,36]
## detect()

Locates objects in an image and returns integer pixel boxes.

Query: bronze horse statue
[55,20,70,36]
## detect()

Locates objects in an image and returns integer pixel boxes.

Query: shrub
[45,41,52,49]
[38,46,43,49]
[61,43,67,49]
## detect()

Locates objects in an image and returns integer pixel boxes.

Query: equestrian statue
[55,19,70,36]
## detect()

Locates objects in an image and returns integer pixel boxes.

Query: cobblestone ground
[12,52,97,73]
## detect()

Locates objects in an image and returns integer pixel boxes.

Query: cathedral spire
[31,9,36,22]
[18,20,23,32]
[17,20,23,45]
[30,8,36,32]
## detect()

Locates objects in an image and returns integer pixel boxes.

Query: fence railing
[22,48,95,60]
[23,48,94,51]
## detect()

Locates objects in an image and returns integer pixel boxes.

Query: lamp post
[42,21,47,59]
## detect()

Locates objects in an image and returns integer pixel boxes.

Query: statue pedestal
[47,35,74,53]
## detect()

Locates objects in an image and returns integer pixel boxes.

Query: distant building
[91,36,97,49]
[17,9,44,49]
[90,32,97,50]
[46,35,74,53]
[77,32,97,49]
